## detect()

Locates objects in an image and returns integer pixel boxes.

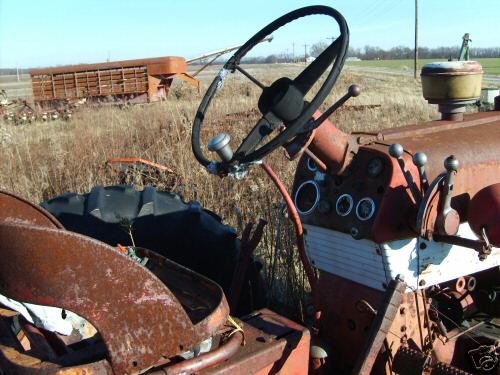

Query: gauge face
[307,157,318,172]
[335,194,353,216]
[356,197,376,221]
[294,180,320,215]
[367,158,384,178]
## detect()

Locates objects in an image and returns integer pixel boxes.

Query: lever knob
[443,155,459,191]
[413,152,427,168]
[413,152,429,190]
[389,143,404,159]
[348,84,361,97]
[208,133,233,162]
[437,155,460,236]
[444,155,459,172]
[388,143,421,203]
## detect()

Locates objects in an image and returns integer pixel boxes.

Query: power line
[414,0,419,79]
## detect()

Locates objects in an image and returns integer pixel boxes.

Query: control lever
[388,143,421,204]
[208,132,233,162]
[311,85,361,129]
[412,152,429,192]
[436,155,460,236]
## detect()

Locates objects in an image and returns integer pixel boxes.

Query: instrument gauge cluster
[293,150,390,239]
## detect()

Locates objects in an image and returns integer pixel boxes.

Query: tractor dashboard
[294,148,394,241]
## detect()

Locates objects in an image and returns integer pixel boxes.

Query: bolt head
[389,143,404,158]
[444,155,459,171]
[413,152,428,167]
[348,84,361,97]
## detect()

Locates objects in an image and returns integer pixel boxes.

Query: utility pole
[414,0,418,79]
[304,44,307,66]
[16,65,20,82]
[292,42,295,63]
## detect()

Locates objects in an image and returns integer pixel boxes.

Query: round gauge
[307,157,318,172]
[367,158,384,178]
[335,194,354,216]
[356,197,376,221]
[294,180,320,215]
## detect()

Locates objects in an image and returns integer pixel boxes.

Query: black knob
[348,84,361,97]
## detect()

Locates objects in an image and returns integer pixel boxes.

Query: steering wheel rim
[192,5,349,170]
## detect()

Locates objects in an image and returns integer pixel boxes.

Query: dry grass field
[0,64,442,315]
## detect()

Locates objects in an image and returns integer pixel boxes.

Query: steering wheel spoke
[234,112,279,159]
[235,65,266,90]
[293,38,341,96]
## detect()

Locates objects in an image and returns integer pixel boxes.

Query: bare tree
[310,42,328,58]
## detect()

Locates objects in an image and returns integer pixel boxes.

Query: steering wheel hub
[258,77,304,122]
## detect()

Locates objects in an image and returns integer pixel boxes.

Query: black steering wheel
[192,6,349,172]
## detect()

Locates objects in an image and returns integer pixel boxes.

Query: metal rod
[414,291,425,349]
[192,54,222,77]
[304,148,327,172]
[186,36,273,64]
[446,320,488,342]
[235,65,266,89]
[161,331,243,375]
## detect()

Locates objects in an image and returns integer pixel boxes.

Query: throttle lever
[307,84,361,130]
[435,155,460,236]
[389,143,422,205]
[412,152,429,192]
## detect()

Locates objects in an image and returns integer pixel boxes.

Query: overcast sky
[1,0,498,68]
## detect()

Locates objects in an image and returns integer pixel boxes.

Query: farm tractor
[0,6,499,375]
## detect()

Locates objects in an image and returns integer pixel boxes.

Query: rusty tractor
[1,5,499,375]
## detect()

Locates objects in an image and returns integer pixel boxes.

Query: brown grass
[0,65,440,317]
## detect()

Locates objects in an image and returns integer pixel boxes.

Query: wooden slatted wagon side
[30,56,199,108]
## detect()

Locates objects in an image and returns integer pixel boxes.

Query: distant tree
[389,46,412,59]
[238,44,500,64]
[347,47,361,58]
[265,55,278,64]
[310,41,328,58]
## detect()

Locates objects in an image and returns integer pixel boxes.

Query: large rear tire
[41,185,265,315]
